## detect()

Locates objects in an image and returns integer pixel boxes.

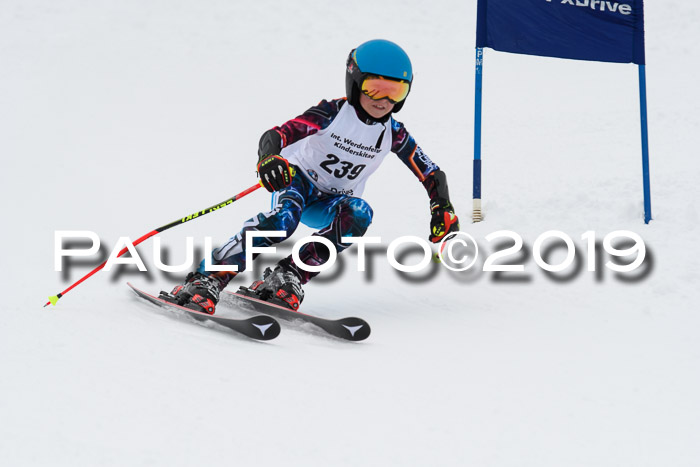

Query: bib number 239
[319,154,366,180]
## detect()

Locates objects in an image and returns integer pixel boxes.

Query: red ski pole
[44,181,263,307]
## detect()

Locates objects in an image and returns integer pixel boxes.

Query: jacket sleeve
[258,98,346,160]
[390,118,446,203]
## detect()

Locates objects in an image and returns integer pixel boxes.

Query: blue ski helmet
[346,39,413,113]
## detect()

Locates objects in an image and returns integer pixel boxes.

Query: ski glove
[429,199,460,243]
[257,155,292,192]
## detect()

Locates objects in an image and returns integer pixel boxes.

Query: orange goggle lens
[361,76,410,104]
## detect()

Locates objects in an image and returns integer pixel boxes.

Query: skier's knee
[344,198,373,234]
[263,201,303,240]
[276,209,302,238]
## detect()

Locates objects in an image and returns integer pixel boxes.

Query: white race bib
[281,103,392,197]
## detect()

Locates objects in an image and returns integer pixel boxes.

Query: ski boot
[161,272,223,315]
[248,262,304,311]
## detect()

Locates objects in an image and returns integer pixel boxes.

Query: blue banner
[476,0,645,64]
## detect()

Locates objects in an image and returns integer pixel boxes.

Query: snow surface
[2,1,700,466]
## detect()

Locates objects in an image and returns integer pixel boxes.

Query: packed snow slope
[2,1,699,466]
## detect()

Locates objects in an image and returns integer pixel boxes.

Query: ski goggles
[360,75,410,104]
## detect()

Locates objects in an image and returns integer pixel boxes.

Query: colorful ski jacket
[259,98,441,199]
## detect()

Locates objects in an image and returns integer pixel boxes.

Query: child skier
[165,39,460,314]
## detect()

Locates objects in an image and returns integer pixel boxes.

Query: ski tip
[247,315,282,340]
[337,317,371,341]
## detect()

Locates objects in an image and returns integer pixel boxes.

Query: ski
[127,282,281,341]
[222,288,371,341]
